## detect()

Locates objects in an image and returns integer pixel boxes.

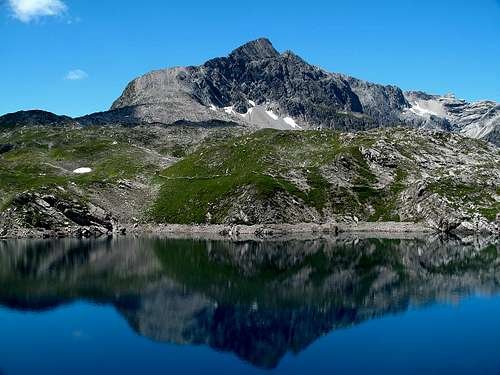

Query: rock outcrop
[0,192,114,238]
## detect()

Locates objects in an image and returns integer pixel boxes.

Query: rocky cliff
[106,38,499,144]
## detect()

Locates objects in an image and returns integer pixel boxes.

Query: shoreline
[1,221,438,240]
[127,221,434,235]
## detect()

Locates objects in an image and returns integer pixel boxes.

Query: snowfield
[73,167,92,174]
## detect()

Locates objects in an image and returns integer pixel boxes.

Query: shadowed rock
[0,110,75,127]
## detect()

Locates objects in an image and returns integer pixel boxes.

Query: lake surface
[0,235,499,374]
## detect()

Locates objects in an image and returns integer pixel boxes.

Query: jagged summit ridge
[228,38,280,61]
[109,37,392,130]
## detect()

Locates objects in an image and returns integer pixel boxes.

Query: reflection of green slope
[153,238,307,307]
[0,273,158,311]
[153,238,409,308]
[1,237,497,313]
[431,244,498,274]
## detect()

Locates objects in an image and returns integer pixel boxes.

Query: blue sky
[1,0,499,117]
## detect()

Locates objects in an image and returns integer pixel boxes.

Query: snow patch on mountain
[266,110,279,120]
[283,116,301,129]
[73,167,92,174]
[205,103,301,131]
[408,101,445,118]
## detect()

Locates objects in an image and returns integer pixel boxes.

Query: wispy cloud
[65,69,88,81]
[8,0,67,23]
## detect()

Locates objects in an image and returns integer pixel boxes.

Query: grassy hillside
[0,126,160,209]
[1,125,498,234]
[151,128,499,229]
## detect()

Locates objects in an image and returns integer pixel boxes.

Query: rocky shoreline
[0,191,497,240]
[127,221,434,236]
[0,221,453,240]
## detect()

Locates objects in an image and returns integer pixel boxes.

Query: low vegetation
[151,128,499,227]
[1,125,498,232]
[0,126,160,209]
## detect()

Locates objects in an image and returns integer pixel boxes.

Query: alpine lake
[0,234,499,374]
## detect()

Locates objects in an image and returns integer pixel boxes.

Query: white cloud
[8,0,67,23]
[65,69,88,81]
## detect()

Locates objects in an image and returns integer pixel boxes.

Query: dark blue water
[0,236,499,374]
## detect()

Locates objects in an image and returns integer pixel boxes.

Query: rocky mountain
[106,38,499,144]
[105,38,404,131]
[1,38,497,145]
[0,39,498,237]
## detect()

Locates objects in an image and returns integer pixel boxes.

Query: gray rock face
[403,91,500,144]
[343,75,409,126]
[0,192,114,237]
[108,38,499,144]
[110,38,400,131]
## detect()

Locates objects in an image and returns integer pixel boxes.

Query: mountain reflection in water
[0,235,498,370]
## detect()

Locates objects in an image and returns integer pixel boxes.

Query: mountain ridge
[1,38,498,145]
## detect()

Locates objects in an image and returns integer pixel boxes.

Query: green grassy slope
[1,126,498,230]
[0,126,160,209]
[151,128,499,226]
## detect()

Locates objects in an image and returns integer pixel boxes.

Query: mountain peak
[229,38,280,61]
[100,38,499,147]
